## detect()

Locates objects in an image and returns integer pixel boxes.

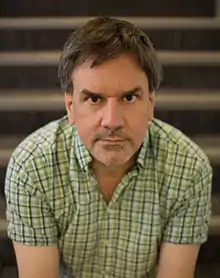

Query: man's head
[58,17,162,167]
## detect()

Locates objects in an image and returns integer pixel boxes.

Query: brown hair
[58,16,163,94]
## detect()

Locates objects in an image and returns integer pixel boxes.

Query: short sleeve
[5,155,58,246]
[162,160,212,244]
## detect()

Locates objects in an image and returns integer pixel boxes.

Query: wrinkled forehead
[71,54,149,96]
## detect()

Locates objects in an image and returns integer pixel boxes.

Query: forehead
[72,54,149,95]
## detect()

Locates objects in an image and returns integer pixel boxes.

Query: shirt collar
[135,128,150,169]
[72,129,92,172]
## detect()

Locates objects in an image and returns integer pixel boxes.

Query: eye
[87,96,102,104]
[123,94,137,103]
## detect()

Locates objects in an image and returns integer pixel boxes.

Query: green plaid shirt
[5,116,212,278]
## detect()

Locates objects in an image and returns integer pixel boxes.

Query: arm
[157,159,212,278]
[156,243,200,278]
[13,243,59,278]
[5,153,59,278]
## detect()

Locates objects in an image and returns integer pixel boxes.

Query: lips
[101,138,125,142]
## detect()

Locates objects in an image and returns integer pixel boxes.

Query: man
[5,17,212,278]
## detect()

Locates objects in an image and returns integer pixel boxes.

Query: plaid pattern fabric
[5,116,212,278]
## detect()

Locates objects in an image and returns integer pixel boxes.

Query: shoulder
[149,118,212,191]
[6,116,74,189]
[11,116,71,162]
[150,118,211,165]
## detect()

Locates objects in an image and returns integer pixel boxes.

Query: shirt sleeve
[5,154,58,246]
[162,159,212,244]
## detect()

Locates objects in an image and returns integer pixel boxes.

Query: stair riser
[1,66,220,90]
[1,29,220,51]
[0,239,16,266]
[0,110,219,136]
[197,236,220,268]
[0,0,214,17]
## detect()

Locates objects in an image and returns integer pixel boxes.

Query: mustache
[94,130,128,141]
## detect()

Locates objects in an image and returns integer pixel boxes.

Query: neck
[92,158,135,181]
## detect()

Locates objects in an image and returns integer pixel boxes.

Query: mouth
[102,137,125,142]
[99,138,126,144]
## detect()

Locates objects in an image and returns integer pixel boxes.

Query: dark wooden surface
[0,0,215,17]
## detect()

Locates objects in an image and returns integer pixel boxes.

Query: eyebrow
[80,86,143,98]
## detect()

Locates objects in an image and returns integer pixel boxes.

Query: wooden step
[1,18,220,51]
[1,29,220,51]
[1,109,219,136]
[0,0,215,17]
[0,199,6,239]
[1,66,219,90]
[1,17,220,30]
[1,51,220,66]
[0,90,219,111]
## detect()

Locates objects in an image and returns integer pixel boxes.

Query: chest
[97,182,119,203]
[56,182,161,277]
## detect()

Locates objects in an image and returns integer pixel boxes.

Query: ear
[64,92,74,125]
[149,91,155,121]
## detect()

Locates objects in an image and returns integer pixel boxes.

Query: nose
[101,99,125,129]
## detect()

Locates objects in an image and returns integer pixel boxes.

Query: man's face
[65,54,154,167]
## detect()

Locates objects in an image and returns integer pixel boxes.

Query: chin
[91,145,135,166]
[102,160,128,167]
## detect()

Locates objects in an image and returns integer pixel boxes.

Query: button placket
[103,204,116,277]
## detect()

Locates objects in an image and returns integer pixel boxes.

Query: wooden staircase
[0,14,220,278]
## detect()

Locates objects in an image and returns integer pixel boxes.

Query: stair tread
[1,51,220,66]
[0,17,220,30]
[0,90,220,111]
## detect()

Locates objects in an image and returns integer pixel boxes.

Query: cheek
[73,102,102,125]
[73,112,99,146]
[134,122,149,139]
[74,123,94,149]
[127,109,151,138]
[127,106,151,126]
